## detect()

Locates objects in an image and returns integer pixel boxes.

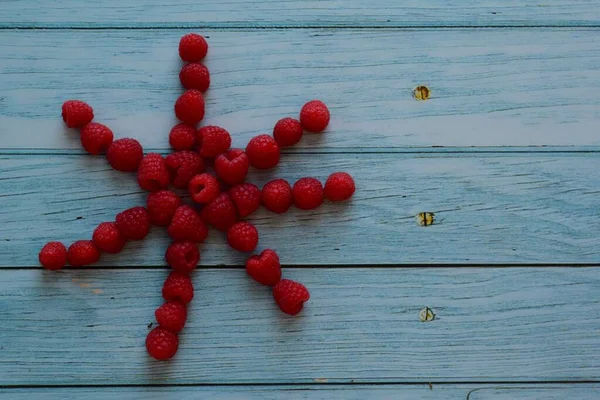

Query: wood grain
[469,385,600,399]
[1,29,599,150]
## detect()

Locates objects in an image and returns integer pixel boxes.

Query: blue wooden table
[1,1,600,398]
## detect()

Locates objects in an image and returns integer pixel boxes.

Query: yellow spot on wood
[92,289,103,294]
[314,378,329,383]
[419,307,436,322]
[413,85,430,101]
[416,212,435,227]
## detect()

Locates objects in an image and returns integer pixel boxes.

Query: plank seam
[1,25,600,30]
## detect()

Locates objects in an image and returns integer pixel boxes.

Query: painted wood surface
[1,29,600,151]
[469,385,600,399]
[1,267,599,385]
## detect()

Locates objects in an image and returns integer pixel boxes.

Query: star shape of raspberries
[38,33,356,361]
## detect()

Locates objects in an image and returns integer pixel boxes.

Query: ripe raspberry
[197,126,231,158]
[115,207,151,240]
[245,134,280,170]
[214,149,249,186]
[300,100,330,133]
[229,183,261,217]
[168,205,208,243]
[39,242,68,271]
[155,301,188,333]
[147,190,182,226]
[169,124,196,151]
[179,63,210,92]
[246,249,281,286]
[188,173,220,205]
[179,33,208,62]
[106,138,144,172]
[175,90,205,125]
[227,221,259,253]
[162,271,194,304]
[273,279,310,316]
[324,172,355,201]
[137,153,170,192]
[61,100,94,128]
[80,122,113,155]
[261,179,292,214]
[292,177,324,210]
[165,150,204,189]
[92,222,126,254]
[146,327,179,361]
[273,117,303,147]
[201,193,238,232]
[67,240,100,267]
[165,241,200,274]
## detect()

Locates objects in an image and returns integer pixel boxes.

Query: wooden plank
[0,267,599,384]
[469,385,600,399]
[1,29,599,150]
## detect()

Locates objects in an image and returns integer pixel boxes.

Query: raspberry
[92,222,126,254]
[227,221,258,253]
[168,205,208,243]
[201,193,238,232]
[80,122,113,155]
[162,271,194,304]
[67,240,100,267]
[292,177,324,210]
[246,249,281,286]
[169,124,196,151]
[324,172,355,201]
[197,126,231,158]
[61,100,94,128]
[245,135,280,170]
[115,207,151,240]
[229,183,261,217]
[155,301,187,333]
[146,327,179,361]
[165,150,204,189]
[214,149,249,186]
[273,117,303,147]
[39,242,68,271]
[179,33,208,62]
[175,89,205,125]
[106,138,144,172]
[147,190,182,226]
[188,173,220,205]
[273,279,310,316]
[261,179,292,214]
[180,63,210,92]
[137,153,170,192]
[300,100,330,133]
[165,241,200,274]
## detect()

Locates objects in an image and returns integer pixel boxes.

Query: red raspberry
[106,138,144,172]
[273,117,303,147]
[229,183,261,217]
[179,33,208,62]
[246,249,281,286]
[137,153,170,192]
[179,63,210,92]
[39,241,68,271]
[175,89,205,125]
[147,190,182,226]
[162,271,194,304]
[155,301,188,333]
[165,150,204,189]
[67,240,100,267]
[169,124,196,151]
[197,126,231,158]
[92,222,126,254]
[273,279,310,316]
[227,221,258,253]
[115,207,151,240]
[300,100,330,133]
[165,241,200,274]
[214,149,249,186]
[245,134,280,170]
[61,100,93,128]
[201,193,238,232]
[324,172,355,201]
[146,327,179,361]
[168,205,208,243]
[292,177,324,210]
[188,173,220,205]
[80,122,113,155]
[261,179,292,214]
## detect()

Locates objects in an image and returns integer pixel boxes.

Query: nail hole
[413,85,430,101]
[416,212,435,227]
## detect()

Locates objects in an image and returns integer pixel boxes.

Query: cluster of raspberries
[38,33,355,361]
